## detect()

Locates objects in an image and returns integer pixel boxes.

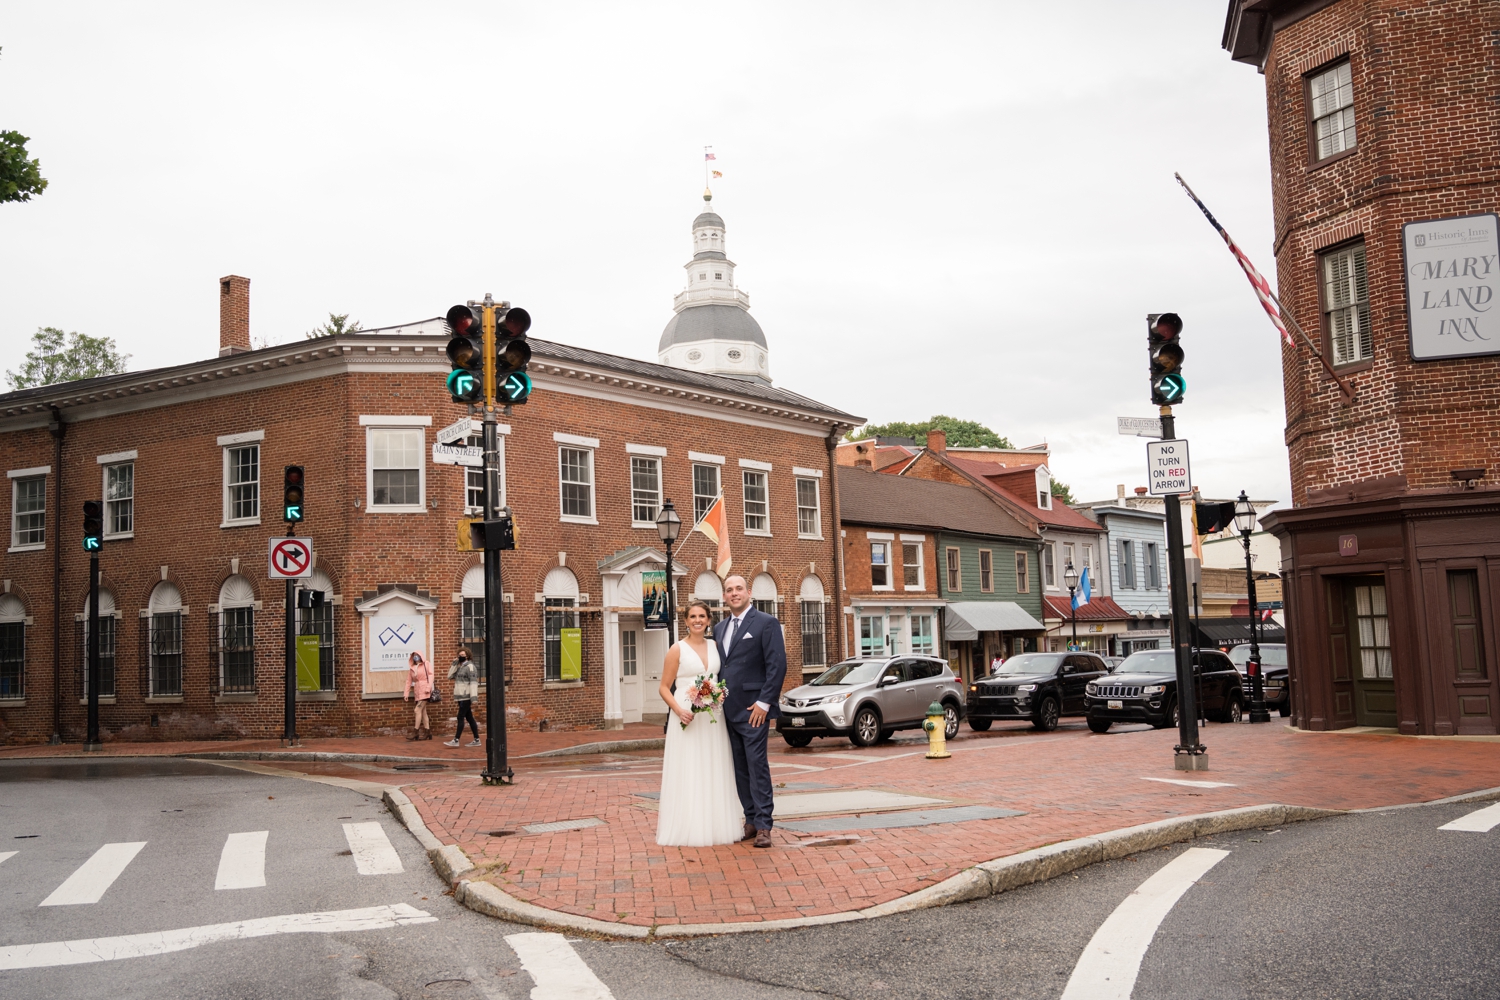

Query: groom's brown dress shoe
[742,823,757,842]
[753,829,773,848]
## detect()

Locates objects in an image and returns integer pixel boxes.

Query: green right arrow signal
[1155,372,1186,403]
[498,371,532,404]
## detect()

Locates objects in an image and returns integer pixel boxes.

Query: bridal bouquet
[680,676,729,729]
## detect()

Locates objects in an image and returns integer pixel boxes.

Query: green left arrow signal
[447,369,482,403]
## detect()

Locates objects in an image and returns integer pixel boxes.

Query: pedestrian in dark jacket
[445,646,481,747]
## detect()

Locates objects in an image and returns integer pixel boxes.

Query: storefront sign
[642,569,669,630]
[1339,534,1359,557]
[1404,212,1500,360]
[371,615,426,671]
[296,634,321,692]
[560,627,582,681]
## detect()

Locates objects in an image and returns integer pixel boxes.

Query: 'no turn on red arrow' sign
[268,536,314,579]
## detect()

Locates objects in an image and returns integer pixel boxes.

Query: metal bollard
[922,701,950,759]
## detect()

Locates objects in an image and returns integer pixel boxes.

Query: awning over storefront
[1195,618,1287,646]
[943,602,1046,642]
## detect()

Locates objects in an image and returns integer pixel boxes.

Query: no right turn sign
[268,537,314,579]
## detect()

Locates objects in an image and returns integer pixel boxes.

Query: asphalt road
[3,757,1497,999]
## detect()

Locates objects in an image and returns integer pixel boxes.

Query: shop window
[1354,583,1392,679]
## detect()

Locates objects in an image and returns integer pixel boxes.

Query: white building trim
[689,451,725,465]
[216,430,264,446]
[554,432,600,448]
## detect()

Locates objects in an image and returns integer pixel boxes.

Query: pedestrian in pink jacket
[404,652,434,741]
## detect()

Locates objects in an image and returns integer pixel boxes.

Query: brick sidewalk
[397,720,1500,929]
[0,723,667,762]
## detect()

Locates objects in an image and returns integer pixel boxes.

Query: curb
[381,793,1343,940]
[519,738,666,759]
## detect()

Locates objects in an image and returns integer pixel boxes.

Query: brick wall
[1260,0,1500,502]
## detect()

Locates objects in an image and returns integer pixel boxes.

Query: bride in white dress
[655,600,745,847]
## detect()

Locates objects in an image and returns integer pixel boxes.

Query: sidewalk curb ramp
[380,791,1369,940]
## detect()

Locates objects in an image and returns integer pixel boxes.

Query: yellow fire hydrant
[922,701,951,759]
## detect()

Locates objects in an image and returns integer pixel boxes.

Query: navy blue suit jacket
[714,607,787,721]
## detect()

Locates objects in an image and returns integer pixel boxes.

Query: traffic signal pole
[283,523,298,747]
[1161,405,1206,769]
[85,550,101,751]
[480,295,514,785]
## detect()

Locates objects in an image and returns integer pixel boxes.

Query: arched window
[460,565,486,671]
[799,576,826,670]
[148,582,184,698]
[300,570,335,692]
[0,594,26,700]
[218,575,256,694]
[542,568,579,682]
[693,572,723,602]
[751,573,778,617]
[80,589,118,698]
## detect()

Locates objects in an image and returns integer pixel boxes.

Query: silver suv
[775,655,966,748]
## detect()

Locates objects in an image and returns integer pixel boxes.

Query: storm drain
[779,805,1025,833]
[521,818,606,835]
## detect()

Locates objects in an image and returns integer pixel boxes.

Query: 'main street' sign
[1404,212,1500,361]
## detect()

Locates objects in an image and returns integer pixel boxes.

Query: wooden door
[620,623,643,723]
[1347,577,1396,727]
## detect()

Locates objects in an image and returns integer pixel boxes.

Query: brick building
[1224,0,1500,733]
[0,205,860,744]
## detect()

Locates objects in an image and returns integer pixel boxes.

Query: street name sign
[268,536,314,579]
[1117,416,1163,439]
[1146,439,1192,496]
[1403,212,1500,361]
[436,417,478,446]
[432,442,483,468]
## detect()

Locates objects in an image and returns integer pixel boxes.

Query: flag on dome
[694,495,733,579]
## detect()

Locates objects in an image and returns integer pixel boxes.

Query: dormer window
[1036,467,1053,509]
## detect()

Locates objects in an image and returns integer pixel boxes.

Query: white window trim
[791,466,823,478]
[738,458,773,471]
[9,474,46,552]
[463,435,506,515]
[625,443,667,457]
[558,444,598,525]
[866,531,895,540]
[795,476,822,540]
[365,425,427,513]
[221,441,261,529]
[741,468,771,537]
[101,461,134,540]
[359,415,431,426]
[96,450,137,465]
[900,540,925,591]
[870,540,895,592]
[688,451,725,465]
[629,454,662,529]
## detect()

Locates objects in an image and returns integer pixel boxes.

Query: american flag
[1175,174,1296,349]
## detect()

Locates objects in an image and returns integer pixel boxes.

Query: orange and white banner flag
[693,495,733,579]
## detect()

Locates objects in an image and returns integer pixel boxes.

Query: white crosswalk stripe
[1440,801,1500,832]
[39,842,148,907]
[215,831,269,890]
[0,851,16,867]
[343,822,403,875]
[506,932,616,1000]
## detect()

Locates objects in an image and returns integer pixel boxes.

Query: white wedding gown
[655,639,744,847]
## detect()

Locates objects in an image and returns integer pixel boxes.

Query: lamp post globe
[1064,562,1080,652]
[656,500,682,641]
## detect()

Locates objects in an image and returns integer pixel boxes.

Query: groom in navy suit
[714,574,786,848]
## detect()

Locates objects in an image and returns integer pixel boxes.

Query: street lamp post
[1234,491,1270,723]
[656,500,683,643]
[1063,562,1080,652]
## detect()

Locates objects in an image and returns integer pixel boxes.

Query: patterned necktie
[726,616,738,652]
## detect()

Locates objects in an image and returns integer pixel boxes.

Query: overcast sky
[1,1,1292,507]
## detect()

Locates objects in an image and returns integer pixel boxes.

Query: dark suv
[967,652,1110,732]
[1084,649,1244,732]
[1226,643,1290,716]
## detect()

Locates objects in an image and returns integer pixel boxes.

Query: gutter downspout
[825,426,847,663]
[48,406,65,744]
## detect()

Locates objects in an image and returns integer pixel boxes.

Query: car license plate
[791,717,805,727]
[1107,700,1123,711]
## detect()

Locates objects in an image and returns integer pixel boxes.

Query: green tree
[306,313,363,339]
[848,415,1012,449]
[1050,479,1076,505]
[6,327,130,390]
[0,131,47,203]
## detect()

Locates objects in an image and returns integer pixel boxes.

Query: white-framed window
[858,615,885,658]
[631,456,661,526]
[1119,540,1137,590]
[1043,543,1056,588]
[224,444,260,525]
[870,540,893,590]
[542,567,580,682]
[366,425,425,512]
[979,549,994,593]
[742,468,769,534]
[462,430,507,514]
[559,447,595,522]
[104,462,134,538]
[80,590,118,698]
[148,582,184,698]
[796,477,821,538]
[1310,60,1355,161]
[751,574,778,617]
[217,574,257,694]
[946,547,962,592]
[0,593,27,700]
[1323,241,1371,367]
[1083,544,1094,585]
[692,463,721,524]
[799,574,826,671]
[1015,550,1029,593]
[10,474,46,550]
[910,614,935,655]
[902,540,924,590]
[1037,467,1053,510]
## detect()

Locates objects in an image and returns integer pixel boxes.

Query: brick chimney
[219,275,251,356]
[1116,484,1126,499]
[1134,486,1148,496]
[854,443,874,469]
[926,428,947,453]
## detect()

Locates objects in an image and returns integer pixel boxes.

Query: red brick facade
[0,327,856,744]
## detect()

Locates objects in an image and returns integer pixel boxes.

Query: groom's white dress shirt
[724,609,770,713]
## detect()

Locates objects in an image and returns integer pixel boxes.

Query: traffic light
[469,515,517,551]
[283,465,305,523]
[1195,500,1238,535]
[296,588,325,610]
[1148,312,1186,406]
[494,306,532,405]
[445,304,484,403]
[82,500,103,552]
